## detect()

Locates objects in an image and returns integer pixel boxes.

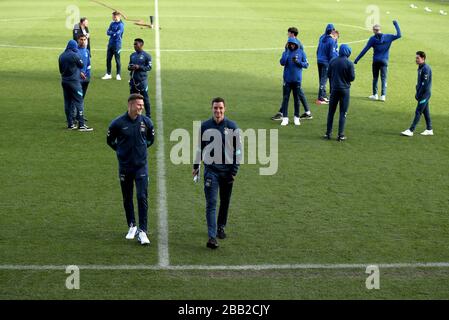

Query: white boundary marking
[1,262,449,271]
[0,39,369,53]
[154,0,169,268]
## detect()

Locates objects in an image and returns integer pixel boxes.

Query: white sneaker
[116,74,121,81]
[280,117,289,126]
[401,129,414,137]
[368,94,378,100]
[294,116,301,126]
[137,231,150,245]
[380,95,386,102]
[420,129,434,136]
[125,226,138,239]
[101,73,112,80]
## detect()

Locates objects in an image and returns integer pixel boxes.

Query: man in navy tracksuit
[128,38,152,118]
[102,11,124,80]
[271,27,305,121]
[401,51,433,137]
[107,94,155,245]
[192,97,242,249]
[325,44,355,141]
[354,20,401,102]
[316,23,338,105]
[58,40,92,131]
[279,37,312,126]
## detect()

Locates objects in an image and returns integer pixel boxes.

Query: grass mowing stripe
[154,0,169,268]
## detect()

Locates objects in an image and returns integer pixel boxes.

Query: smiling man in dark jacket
[128,38,152,118]
[107,94,155,245]
[279,37,312,126]
[401,51,433,137]
[324,44,355,141]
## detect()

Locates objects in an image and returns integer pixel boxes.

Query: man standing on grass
[128,38,152,118]
[102,11,124,80]
[107,94,155,245]
[75,34,91,124]
[73,17,91,54]
[354,20,401,102]
[271,26,305,121]
[58,39,93,132]
[279,37,312,126]
[324,44,355,141]
[401,51,433,137]
[192,97,242,249]
[316,23,338,105]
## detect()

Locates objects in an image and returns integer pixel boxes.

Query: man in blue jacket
[72,34,91,125]
[58,39,93,131]
[401,51,433,137]
[192,97,242,249]
[128,38,152,118]
[279,37,312,126]
[107,94,155,245]
[102,11,124,80]
[324,44,355,141]
[316,23,338,105]
[271,27,306,121]
[354,20,401,102]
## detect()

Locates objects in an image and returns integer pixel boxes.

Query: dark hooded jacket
[316,24,338,64]
[58,40,83,82]
[327,44,355,90]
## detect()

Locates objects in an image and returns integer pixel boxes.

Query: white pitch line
[154,0,169,268]
[0,39,369,53]
[1,262,449,271]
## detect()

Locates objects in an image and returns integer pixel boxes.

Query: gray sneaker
[271,112,283,121]
[79,125,94,132]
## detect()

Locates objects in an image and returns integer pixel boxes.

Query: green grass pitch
[0,0,449,299]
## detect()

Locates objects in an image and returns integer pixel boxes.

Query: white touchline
[1,262,449,271]
[154,0,170,268]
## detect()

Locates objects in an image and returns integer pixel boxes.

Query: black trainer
[271,112,283,121]
[217,228,226,239]
[323,134,331,140]
[206,238,219,249]
[337,135,347,141]
[299,113,313,120]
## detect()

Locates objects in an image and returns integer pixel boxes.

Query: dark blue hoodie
[416,63,432,102]
[58,40,83,82]
[280,37,309,83]
[354,21,401,63]
[327,44,355,90]
[316,24,338,64]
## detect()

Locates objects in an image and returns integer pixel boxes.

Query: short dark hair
[134,38,144,45]
[211,97,225,107]
[287,27,299,36]
[416,51,426,60]
[112,11,121,16]
[128,93,144,102]
[77,34,87,40]
[80,17,87,23]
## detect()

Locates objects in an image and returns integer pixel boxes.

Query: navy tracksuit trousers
[326,88,350,137]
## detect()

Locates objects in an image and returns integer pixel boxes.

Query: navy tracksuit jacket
[128,50,153,117]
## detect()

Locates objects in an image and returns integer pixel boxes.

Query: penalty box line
[1,262,449,271]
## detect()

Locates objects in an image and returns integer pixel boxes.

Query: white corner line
[154,0,169,268]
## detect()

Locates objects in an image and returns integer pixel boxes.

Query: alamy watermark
[170,121,278,175]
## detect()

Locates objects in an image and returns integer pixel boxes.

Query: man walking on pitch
[279,37,312,126]
[102,11,124,80]
[401,51,433,137]
[271,27,305,121]
[316,23,338,105]
[324,44,355,141]
[354,20,401,102]
[107,94,155,245]
[128,38,152,118]
[192,97,242,249]
[58,39,93,131]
